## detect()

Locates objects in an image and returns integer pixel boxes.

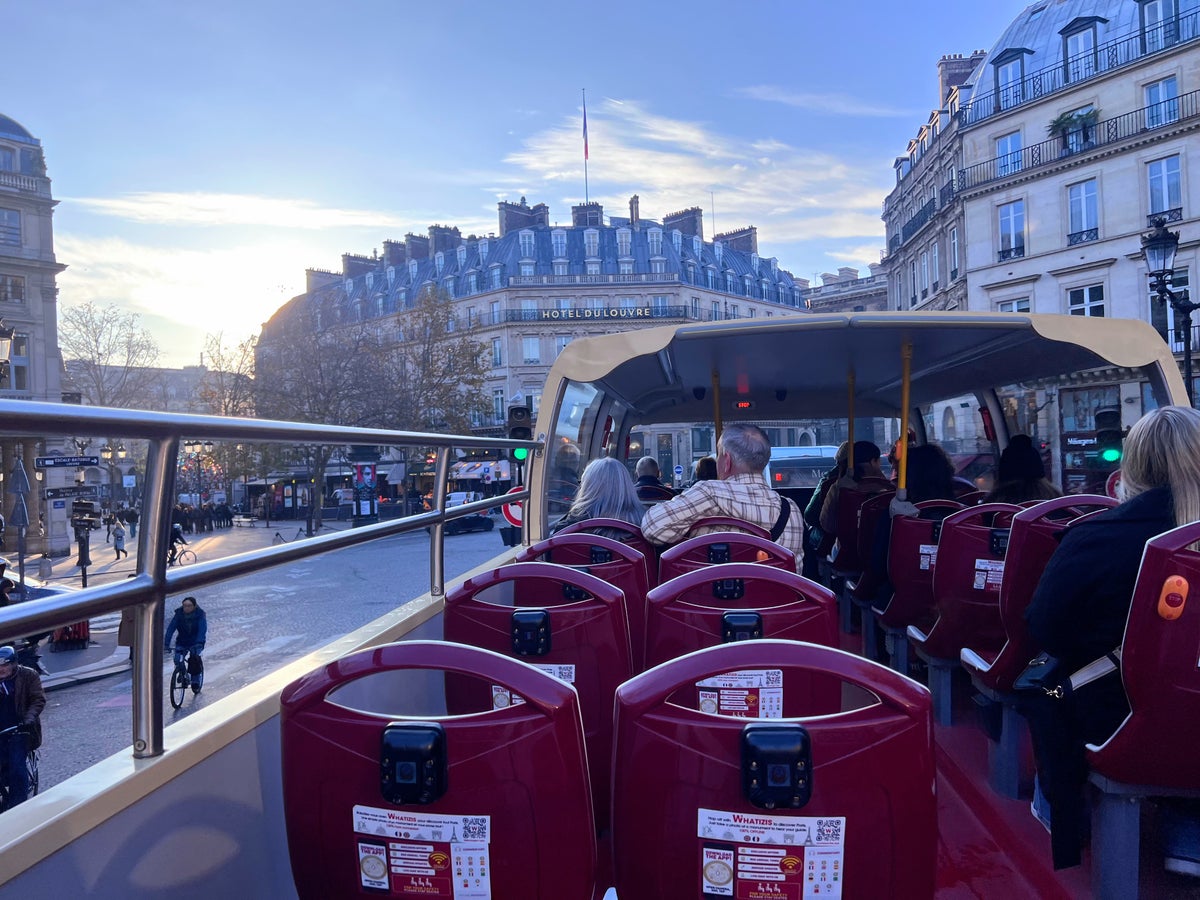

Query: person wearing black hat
[985,434,1062,504]
[0,644,45,806]
[818,440,889,535]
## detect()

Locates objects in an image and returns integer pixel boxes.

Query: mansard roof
[0,114,37,144]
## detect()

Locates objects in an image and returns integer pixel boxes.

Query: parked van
[764,445,839,489]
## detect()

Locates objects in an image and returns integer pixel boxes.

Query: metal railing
[0,400,539,759]
[961,89,1200,190]
[959,9,1200,127]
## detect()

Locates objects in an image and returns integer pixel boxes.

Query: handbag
[1013,651,1063,693]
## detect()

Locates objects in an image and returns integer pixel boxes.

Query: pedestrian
[103,509,115,543]
[126,506,138,538]
[113,522,127,560]
[0,645,45,807]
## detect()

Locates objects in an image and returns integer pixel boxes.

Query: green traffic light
[512,447,529,461]
[1100,447,1122,463]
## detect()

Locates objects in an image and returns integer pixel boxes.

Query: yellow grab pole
[711,369,723,442]
[898,342,912,492]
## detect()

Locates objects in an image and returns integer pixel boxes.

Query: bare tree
[59,301,160,408]
[198,332,257,418]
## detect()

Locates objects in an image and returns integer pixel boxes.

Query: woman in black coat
[1025,405,1200,870]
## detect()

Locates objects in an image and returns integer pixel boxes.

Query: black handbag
[1013,651,1063,693]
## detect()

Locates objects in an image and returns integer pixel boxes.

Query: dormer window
[672,230,682,253]
[714,241,723,264]
[386,266,395,286]
[519,230,535,258]
[617,228,631,257]
[467,272,478,293]
[344,278,354,295]
[490,265,503,288]
[457,246,467,266]
[726,272,736,293]
[706,268,715,289]
[750,253,759,274]
[992,49,1031,110]
[366,272,374,289]
[584,229,599,257]
[552,229,566,257]
[435,252,444,275]
[408,260,419,280]
[648,228,662,255]
[1143,0,1180,53]
[1061,17,1104,82]
[478,239,489,262]
[691,235,701,257]
[444,276,455,298]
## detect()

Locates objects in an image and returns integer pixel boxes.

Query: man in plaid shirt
[641,423,804,566]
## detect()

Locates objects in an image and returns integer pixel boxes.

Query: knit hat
[998,434,1044,481]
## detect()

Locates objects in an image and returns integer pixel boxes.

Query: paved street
[31,516,509,791]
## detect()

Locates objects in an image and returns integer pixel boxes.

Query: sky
[7,0,1026,367]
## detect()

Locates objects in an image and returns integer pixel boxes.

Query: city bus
[0,311,1188,898]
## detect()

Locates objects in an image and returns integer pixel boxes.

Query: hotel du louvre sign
[539,306,655,321]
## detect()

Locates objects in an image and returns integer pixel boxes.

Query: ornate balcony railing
[960,89,1200,190]
[900,198,937,244]
[0,171,50,196]
[1068,228,1099,246]
[507,273,679,287]
[1148,208,1184,226]
[958,8,1200,127]
[998,246,1025,262]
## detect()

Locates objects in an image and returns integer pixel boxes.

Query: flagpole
[582,88,589,205]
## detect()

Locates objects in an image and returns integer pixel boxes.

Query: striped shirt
[640,473,805,566]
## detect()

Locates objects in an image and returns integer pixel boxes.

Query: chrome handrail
[0,399,538,757]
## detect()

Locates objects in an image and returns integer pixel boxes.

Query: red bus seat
[875,500,964,674]
[281,641,598,900]
[444,561,633,829]
[908,502,1020,725]
[828,477,894,634]
[557,517,659,588]
[1086,521,1200,898]
[658,531,797,584]
[644,562,837,669]
[955,495,1116,798]
[611,640,936,899]
[516,533,651,673]
[685,516,772,540]
[848,490,896,659]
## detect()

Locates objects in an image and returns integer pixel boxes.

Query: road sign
[673,465,684,478]
[36,455,99,468]
[45,486,99,500]
[502,486,524,527]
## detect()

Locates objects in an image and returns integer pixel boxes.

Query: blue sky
[8,1,1025,366]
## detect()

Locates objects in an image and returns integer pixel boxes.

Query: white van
[764,446,840,489]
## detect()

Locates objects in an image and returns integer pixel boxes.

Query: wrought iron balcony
[998,246,1025,263]
[1148,208,1184,227]
[958,8,1200,127]
[900,198,938,245]
[1067,228,1099,246]
[960,89,1200,191]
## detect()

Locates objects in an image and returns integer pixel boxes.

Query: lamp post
[1143,216,1199,406]
[100,442,127,506]
[182,439,215,503]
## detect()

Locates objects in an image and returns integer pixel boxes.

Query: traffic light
[507,405,532,442]
[1095,407,1124,464]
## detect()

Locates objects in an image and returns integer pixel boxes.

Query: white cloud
[734,85,923,119]
[66,192,415,230]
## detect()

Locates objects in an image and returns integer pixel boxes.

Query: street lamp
[100,442,126,505]
[1143,216,1199,406]
[182,439,215,503]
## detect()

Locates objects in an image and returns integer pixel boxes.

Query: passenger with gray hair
[634,456,676,503]
[641,423,804,563]
[549,456,646,539]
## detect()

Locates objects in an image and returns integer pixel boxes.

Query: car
[432,512,496,536]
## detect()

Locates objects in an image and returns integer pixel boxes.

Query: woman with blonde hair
[549,456,645,538]
[1025,405,1200,872]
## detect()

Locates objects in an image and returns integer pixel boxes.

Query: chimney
[341,253,376,279]
[571,202,604,227]
[405,233,430,260]
[629,194,640,228]
[663,207,704,240]
[937,50,987,106]
[382,240,407,267]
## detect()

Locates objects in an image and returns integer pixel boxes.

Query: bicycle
[168,647,203,709]
[0,724,39,810]
[171,549,197,566]
[272,525,325,544]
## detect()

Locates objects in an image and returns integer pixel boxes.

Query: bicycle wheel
[177,549,197,566]
[169,664,188,709]
[26,751,38,797]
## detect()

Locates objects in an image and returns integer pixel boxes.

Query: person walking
[0,645,45,807]
[112,521,127,560]
[164,596,208,694]
[125,506,138,539]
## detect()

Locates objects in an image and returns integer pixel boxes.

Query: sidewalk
[31,517,351,691]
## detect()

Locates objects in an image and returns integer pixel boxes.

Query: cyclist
[166,522,187,567]
[164,596,207,693]
[0,645,45,807]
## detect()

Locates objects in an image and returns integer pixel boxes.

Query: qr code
[815,819,843,844]
[764,669,783,687]
[461,817,488,840]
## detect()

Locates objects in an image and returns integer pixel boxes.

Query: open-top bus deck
[0,312,1193,898]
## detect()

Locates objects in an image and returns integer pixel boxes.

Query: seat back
[644,562,836,670]
[517,533,651,672]
[918,503,1021,660]
[557,517,659,588]
[971,495,1117,691]
[612,640,935,900]
[878,500,963,629]
[658,531,797,583]
[850,490,896,599]
[685,516,772,540]
[831,477,893,573]
[281,641,596,900]
[1088,522,1200,787]
[444,561,632,828]
[956,490,988,506]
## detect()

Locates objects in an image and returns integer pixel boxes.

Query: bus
[0,311,1189,897]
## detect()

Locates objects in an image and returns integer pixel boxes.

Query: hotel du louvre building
[881,0,1200,494]
[257,195,864,493]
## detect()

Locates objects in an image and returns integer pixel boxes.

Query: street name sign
[35,456,99,467]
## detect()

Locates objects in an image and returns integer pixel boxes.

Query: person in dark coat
[1024,405,1200,871]
[985,434,1062,504]
[634,456,676,504]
